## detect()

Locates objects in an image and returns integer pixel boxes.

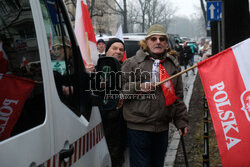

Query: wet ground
[165,56,221,167]
[174,74,221,167]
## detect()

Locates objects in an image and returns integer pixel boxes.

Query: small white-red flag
[115,25,127,62]
[0,41,8,73]
[198,38,250,166]
[75,0,98,65]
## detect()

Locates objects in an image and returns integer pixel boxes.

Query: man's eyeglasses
[53,46,63,51]
[149,37,167,42]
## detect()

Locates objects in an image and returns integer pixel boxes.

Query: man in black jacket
[183,41,193,77]
[86,38,126,167]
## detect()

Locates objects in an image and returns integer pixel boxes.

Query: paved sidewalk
[164,55,201,167]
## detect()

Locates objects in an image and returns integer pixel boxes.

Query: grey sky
[168,0,201,17]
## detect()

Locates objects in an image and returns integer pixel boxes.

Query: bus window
[40,0,92,120]
[0,0,45,142]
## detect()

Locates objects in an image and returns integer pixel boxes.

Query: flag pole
[155,64,198,87]
[85,32,92,64]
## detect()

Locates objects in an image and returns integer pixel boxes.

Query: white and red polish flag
[115,25,127,62]
[75,0,98,65]
[0,74,35,141]
[0,41,8,73]
[198,38,250,166]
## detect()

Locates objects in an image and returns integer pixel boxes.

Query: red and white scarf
[150,57,178,106]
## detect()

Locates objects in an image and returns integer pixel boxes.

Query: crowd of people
[174,37,212,77]
[83,24,190,167]
[50,23,212,167]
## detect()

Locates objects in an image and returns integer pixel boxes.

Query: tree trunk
[200,0,208,36]
[200,0,207,24]
[123,0,128,33]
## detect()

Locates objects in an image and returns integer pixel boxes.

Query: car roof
[96,33,178,58]
[96,34,145,42]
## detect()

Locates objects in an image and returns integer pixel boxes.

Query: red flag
[115,25,127,62]
[0,41,8,73]
[0,74,35,141]
[198,38,250,166]
[75,0,98,65]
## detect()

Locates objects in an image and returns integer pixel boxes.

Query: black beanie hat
[97,38,105,44]
[105,38,125,53]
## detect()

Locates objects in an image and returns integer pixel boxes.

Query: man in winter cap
[122,24,188,167]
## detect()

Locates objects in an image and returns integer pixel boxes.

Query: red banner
[0,74,35,141]
[198,38,250,166]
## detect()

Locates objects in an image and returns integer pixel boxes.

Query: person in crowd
[174,40,184,66]
[202,42,212,60]
[85,38,125,72]
[183,41,194,76]
[188,42,198,66]
[199,39,210,57]
[97,38,106,57]
[121,24,188,167]
[52,36,74,97]
[85,38,126,167]
[105,38,125,63]
[53,36,72,62]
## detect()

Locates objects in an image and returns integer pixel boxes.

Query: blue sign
[207,1,222,21]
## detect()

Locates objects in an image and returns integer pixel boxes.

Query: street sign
[207,1,222,21]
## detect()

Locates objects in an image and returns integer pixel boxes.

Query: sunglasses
[149,37,167,42]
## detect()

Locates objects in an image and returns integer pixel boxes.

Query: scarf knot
[149,57,178,106]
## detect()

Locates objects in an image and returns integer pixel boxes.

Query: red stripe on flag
[198,47,250,166]
[81,2,96,44]
[122,52,127,62]
[0,74,35,141]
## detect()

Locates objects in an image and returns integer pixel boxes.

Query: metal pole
[221,0,225,50]
[203,95,209,167]
[217,22,221,52]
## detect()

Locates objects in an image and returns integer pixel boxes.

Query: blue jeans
[127,128,169,167]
